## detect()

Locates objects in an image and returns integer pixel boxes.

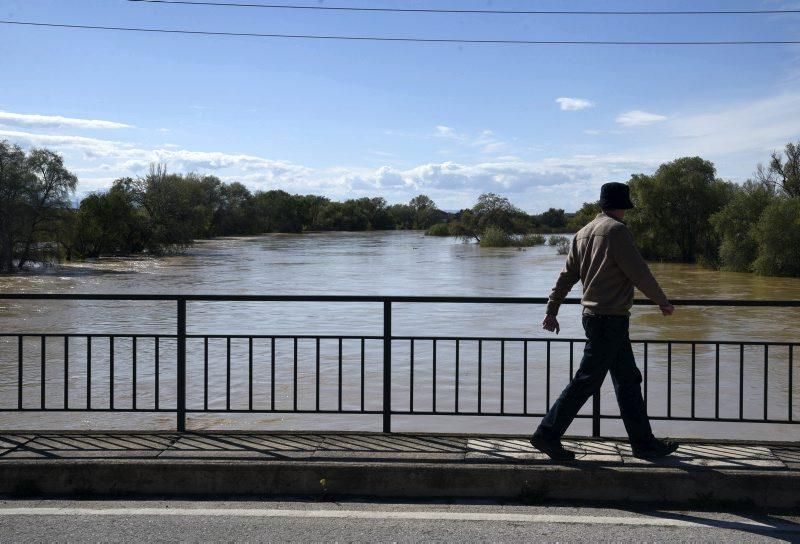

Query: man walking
[531,182,679,461]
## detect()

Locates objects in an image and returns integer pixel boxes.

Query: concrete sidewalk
[1,433,798,509]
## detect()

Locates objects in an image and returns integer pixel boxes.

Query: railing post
[592,391,601,437]
[177,297,186,433]
[383,300,392,433]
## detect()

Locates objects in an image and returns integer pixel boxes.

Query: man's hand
[659,304,675,316]
[542,314,560,334]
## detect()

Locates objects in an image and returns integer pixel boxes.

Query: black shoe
[631,438,680,459]
[530,433,576,461]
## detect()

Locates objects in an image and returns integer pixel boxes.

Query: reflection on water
[0,231,798,439]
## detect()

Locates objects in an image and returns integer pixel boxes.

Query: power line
[2,20,799,45]
[126,0,800,16]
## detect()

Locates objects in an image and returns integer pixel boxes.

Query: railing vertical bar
[546,340,551,409]
[316,337,320,412]
[248,337,254,412]
[523,340,528,415]
[40,335,46,409]
[455,339,460,413]
[432,338,437,414]
[569,340,574,378]
[763,344,768,421]
[203,337,208,411]
[501,339,505,415]
[592,390,601,437]
[270,337,275,411]
[409,338,414,412]
[293,337,298,412]
[643,342,648,406]
[360,338,365,413]
[64,336,69,410]
[477,339,482,414]
[109,335,115,411]
[789,345,793,422]
[154,336,158,410]
[667,342,672,418]
[87,335,92,410]
[17,335,23,410]
[132,336,137,411]
[715,343,720,419]
[176,298,186,432]
[691,342,695,419]
[226,337,231,411]
[382,300,391,433]
[338,337,343,413]
[592,392,601,437]
[739,344,745,421]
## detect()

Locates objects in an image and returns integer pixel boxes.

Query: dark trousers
[536,314,655,447]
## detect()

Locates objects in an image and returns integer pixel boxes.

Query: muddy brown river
[1,231,798,441]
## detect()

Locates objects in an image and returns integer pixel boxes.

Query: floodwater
[0,231,798,441]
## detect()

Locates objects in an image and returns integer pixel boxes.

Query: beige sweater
[546,213,669,316]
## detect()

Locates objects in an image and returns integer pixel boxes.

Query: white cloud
[0,129,137,158]
[615,110,668,127]
[1,129,311,187]
[2,126,652,211]
[664,93,800,157]
[0,111,133,130]
[434,125,463,140]
[556,97,594,111]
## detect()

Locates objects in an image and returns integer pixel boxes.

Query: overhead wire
[2,20,799,45]
[126,0,800,16]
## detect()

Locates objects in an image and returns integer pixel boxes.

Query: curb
[2,460,798,510]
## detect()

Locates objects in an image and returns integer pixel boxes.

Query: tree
[135,165,215,251]
[408,194,441,229]
[752,198,800,276]
[449,209,482,242]
[626,157,734,264]
[0,143,77,271]
[538,207,567,228]
[567,201,600,231]
[473,193,521,233]
[252,189,304,233]
[71,179,150,257]
[387,203,414,230]
[710,181,775,272]
[756,142,800,198]
[213,181,253,236]
[0,141,28,272]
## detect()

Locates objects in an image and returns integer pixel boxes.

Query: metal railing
[0,294,797,435]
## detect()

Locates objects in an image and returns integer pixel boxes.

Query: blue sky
[1,0,799,212]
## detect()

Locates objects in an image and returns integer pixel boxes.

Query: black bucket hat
[599,182,635,210]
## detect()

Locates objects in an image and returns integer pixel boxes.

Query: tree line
[564,142,800,277]
[0,140,572,272]
[1,138,798,276]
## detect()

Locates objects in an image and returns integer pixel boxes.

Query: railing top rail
[0,293,798,306]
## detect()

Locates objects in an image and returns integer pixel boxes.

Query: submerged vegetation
[548,235,571,255]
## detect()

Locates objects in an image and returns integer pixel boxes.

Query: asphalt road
[1,500,799,542]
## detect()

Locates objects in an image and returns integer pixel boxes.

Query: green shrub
[548,235,568,246]
[478,227,513,247]
[517,234,546,246]
[425,223,451,236]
